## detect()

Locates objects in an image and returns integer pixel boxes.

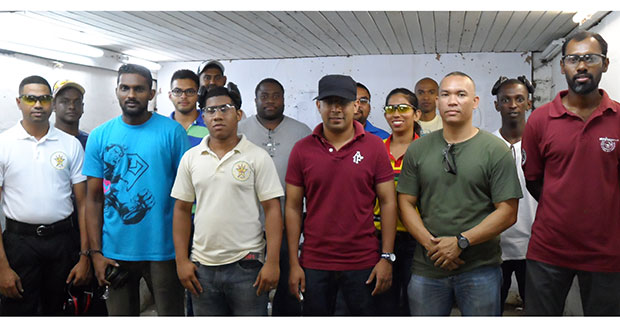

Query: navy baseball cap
[315,74,357,101]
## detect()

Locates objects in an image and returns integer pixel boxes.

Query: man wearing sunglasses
[397,72,522,316]
[168,69,209,148]
[522,31,620,316]
[171,86,283,315]
[0,76,90,315]
[355,82,389,139]
[286,74,397,316]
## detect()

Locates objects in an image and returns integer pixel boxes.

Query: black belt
[5,217,72,237]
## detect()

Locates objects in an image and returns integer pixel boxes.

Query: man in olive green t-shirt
[397,72,522,316]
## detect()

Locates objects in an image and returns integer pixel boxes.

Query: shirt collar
[14,121,58,141]
[199,133,248,155]
[312,120,366,140]
[170,109,203,126]
[550,89,617,118]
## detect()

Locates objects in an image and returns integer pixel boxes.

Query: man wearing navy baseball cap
[285,74,397,315]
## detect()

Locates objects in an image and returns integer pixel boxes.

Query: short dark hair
[255,78,284,96]
[415,77,438,90]
[19,75,51,95]
[562,31,608,56]
[204,85,242,110]
[117,63,153,88]
[170,69,199,89]
[384,88,421,137]
[356,82,371,100]
[442,71,476,91]
[491,76,535,96]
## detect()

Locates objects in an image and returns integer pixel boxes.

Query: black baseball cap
[315,74,357,101]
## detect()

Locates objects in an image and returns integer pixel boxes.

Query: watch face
[458,237,469,249]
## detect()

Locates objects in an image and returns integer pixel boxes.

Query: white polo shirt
[0,122,86,224]
[171,134,284,266]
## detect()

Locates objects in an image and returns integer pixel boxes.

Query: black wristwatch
[380,252,396,263]
[457,234,470,250]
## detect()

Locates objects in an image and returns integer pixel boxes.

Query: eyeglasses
[442,143,457,175]
[384,104,415,114]
[562,54,606,67]
[19,94,53,106]
[358,97,370,105]
[171,88,198,97]
[203,103,236,115]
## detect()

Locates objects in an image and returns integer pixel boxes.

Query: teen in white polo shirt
[0,76,90,315]
[171,85,283,316]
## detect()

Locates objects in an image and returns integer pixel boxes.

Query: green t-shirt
[397,129,522,278]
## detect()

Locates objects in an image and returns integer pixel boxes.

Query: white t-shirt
[492,129,538,260]
[418,114,443,136]
[0,123,85,224]
[170,134,284,266]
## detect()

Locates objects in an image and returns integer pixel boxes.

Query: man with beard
[490,76,538,314]
[238,78,311,316]
[83,64,189,315]
[196,60,227,92]
[169,70,208,148]
[522,31,620,316]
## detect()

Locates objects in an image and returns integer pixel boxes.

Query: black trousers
[500,259,526,313]
[525,259,620,316]
[0,229,77,316]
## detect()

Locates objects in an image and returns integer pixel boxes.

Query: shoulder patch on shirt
[599,137,619,153]
[50,151,68,170]
[232,161,251,181]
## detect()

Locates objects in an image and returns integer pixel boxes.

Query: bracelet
[89,249,103,256]
[78,250,90,257]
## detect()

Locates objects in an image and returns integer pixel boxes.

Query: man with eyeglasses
[397,71,522,316]
[83,64,189,316]
[286,74,397,316]
[238,78,310,316]
[522,31,620,316]
[171,86,283,315]
[196,60,227,92]
[355,82,389,139]
[0,76,90,315]
[169,69,209,148]
[415,77,442,136]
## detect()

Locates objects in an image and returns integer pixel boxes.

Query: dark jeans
[0,230,77,316]
[272,237,302,316]
[525,259,620,316]
[106,260,184,316]
[500,259,526,313]
[376,232,415,316]
[303,267,377,316]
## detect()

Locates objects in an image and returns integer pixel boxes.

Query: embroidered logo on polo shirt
[599,137,619,153]
[50,151,67,170]
[353,151,364,164]
[232,161,251,181]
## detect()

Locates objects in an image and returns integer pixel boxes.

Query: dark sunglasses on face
[562,53,606,66]
[442,143,457,175]
[171,88,198,97]
[384,104,415,114]
[203,103,236,115]
[19,94,53,106]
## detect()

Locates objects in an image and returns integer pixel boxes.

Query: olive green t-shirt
[397,129,522,278]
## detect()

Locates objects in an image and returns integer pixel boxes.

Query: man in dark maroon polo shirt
[284,74,397,316]
[522,31,620,316]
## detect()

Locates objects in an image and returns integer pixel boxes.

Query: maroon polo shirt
[522,89,620,272]
[286,121,394,271]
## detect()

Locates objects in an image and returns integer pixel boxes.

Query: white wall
[157,52,531,134]
[0,51,121,133]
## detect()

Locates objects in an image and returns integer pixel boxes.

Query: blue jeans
[192,260,268,316]
[303,267,377,316]
[408,265,502,316]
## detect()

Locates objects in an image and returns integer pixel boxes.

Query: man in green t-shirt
[397,71,522,316]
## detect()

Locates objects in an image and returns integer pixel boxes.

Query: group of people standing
[0,30,618,317]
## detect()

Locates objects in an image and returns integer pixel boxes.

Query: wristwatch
[457,234,470,250]
[380,252,396,263]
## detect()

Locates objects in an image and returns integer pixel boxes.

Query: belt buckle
[36,225,52,237]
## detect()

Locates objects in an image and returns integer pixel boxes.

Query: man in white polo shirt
[171,85,283,316]
[0,76,90,315]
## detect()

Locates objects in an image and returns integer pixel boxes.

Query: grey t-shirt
[397,129,523,278]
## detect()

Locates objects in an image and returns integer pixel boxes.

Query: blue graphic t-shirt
[83,113,189,261]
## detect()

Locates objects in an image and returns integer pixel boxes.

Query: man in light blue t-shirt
[83,64,189,316]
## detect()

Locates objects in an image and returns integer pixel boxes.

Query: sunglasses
[384,104,415,114]
[20,94,53,106]
[442,143,457,175]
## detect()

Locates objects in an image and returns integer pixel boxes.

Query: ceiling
[8,11,611,63]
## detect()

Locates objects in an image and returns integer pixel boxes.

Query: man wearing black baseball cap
[285,74,397,315]
[196,60,227,91]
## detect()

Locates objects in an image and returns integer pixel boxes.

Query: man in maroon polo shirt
[285,74,397,316]
[522,31,620,316]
